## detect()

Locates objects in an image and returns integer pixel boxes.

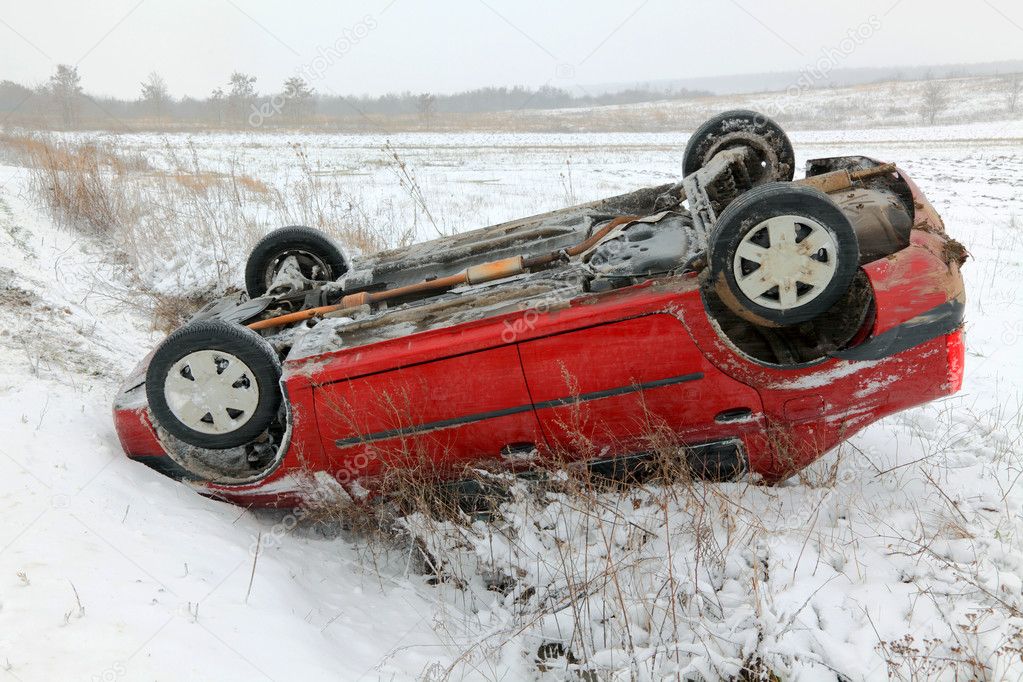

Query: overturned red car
[114,111,966,507]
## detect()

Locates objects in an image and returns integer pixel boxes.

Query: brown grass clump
[13,135,134,235]
[147,289,218,334]
[170,170,218,193]
[0,131,403,329]
[235,173,270,195]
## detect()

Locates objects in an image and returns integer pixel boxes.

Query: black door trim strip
[334,371,704,447]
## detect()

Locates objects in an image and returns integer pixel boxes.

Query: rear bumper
[744,328,964,482]
[832,299,964,361]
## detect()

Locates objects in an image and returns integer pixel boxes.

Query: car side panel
[519,314,764,460]
[313,345,544,483]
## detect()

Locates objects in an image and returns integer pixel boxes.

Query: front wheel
[707,183,859,327]
[145,321,282,449]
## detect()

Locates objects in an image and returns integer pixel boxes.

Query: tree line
[0,65,712,130]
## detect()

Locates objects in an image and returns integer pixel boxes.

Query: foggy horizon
[2,0,1022,100]
[5,56,1023,103]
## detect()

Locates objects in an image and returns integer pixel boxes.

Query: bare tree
[417,93,436,124]
[282,77,315,124]
[139,72,170,122]
[1004,73,1022,115]
[227,72,257,122]
[209,87,226,124]
[0,80,33,113]
[48,64,82,128]
[919,81,948,125]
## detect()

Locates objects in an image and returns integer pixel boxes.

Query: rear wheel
[683,110,795,184]
[146,321,282,449]
[245,226,348,299]
[707,183,859,327]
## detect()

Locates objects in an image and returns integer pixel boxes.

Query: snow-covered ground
[533,75,1023,132]
[0,121,1021,680]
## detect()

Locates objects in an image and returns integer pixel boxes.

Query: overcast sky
[1,0,1021,98]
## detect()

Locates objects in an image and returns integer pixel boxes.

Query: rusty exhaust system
[247,216,640,332]
[796,163,897,193]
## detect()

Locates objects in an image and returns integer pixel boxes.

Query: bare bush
[16,134,149,235]
[1004,73,1023,115]
[139,72,171,123]
[48,64,83,128]
[920,81,949,125]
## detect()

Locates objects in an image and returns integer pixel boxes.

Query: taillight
[946,329,965,393]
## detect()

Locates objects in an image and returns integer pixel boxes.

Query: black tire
[244,226,348,299]
[145,321,282,449]
[683,110,795,184]
[707,183,859,327]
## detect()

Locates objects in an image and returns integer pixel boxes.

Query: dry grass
[288,422,788,679]
[0,131,406,330]
[16,135,149,235]
[266,395,1023,681]
[147,289,219,334]
[278,381,811,677]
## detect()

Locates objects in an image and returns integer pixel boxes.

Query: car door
[517,313,763,461]
[314,345,544,482]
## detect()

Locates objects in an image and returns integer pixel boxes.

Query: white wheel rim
[732,214,839,311]
[164,350,260,435]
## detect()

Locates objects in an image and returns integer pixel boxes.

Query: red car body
[114,167,965,508]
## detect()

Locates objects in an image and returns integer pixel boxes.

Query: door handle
[714,407,753,423]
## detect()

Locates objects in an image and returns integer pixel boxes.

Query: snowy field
[497,75,1023,133]
[0,121,1022,680]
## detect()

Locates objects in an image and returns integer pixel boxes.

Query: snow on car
[113,111,967,506]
